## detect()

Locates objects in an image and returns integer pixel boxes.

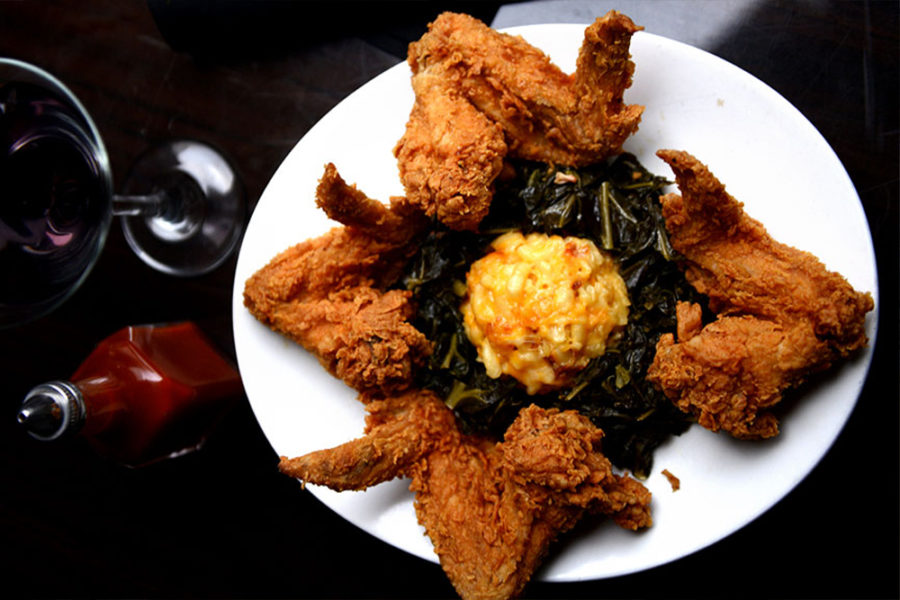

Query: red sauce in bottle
[21,322,243,467]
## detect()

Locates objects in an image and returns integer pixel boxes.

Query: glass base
[119,140,245,277]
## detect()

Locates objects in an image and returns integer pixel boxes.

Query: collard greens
[399,154,705,478]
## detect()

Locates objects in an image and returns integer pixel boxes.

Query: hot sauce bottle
[17,322,243,467]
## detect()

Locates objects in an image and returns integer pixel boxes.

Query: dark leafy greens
[399,153,706,478]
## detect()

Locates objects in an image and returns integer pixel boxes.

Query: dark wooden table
[1,1,897,598]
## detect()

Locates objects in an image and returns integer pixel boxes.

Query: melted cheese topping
[461,231,629,394]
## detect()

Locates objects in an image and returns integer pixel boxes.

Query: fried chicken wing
[647,150,874,438]
[410,404,650,600]
[393,68,508,231]
[315,162,428,245]
[499,404,652,531]
[653,150,872,353]
[394,11,643,231]
[409,433,574,600]
[278,389,454,491]
[651,310,831,438]
[279,391,651,600]
[243,164,431,394]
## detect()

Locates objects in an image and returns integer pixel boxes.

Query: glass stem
[112,191,167,218]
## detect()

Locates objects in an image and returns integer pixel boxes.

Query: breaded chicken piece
[501,406,652,531]
[278,389,455,490]
[281,392,651,600]
[243,164,431,394]
[261,285,428,393]
[409,11,644,165]
[647,150,874,438]
[653,150,872,353]
[314,163,427,245]
[394,68,508,231]
[410,404,650,600]
[651,305,831,438]
[394,11,643,231]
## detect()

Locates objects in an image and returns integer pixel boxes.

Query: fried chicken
[278,389,455,491]
[393,67,508,231]
[243,164,431,394]
[647,150,874,438]
[280,394,651,600]
[411,405,650,600]
[394,11,643,231]
[258,162,653,599]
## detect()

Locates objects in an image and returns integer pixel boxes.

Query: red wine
[0,81,111,323]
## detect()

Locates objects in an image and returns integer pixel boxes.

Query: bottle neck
[17,380,86,441]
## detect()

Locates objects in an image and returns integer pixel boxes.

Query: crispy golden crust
[409,405,650,600]
[656,149,873,353]
[292,398,651,599]
[393,68,508,231]
[243,165,431,394]
[394,11,643,231]
[278,389,455,491]
[315,162,426,244]
[651,310,826,438]
[648,150,874,438]
[278,391,650,600]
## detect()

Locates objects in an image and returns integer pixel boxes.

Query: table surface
[1,1,897,598]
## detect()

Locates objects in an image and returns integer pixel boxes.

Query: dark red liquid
[0,81,110,317]
[72,322,243,467]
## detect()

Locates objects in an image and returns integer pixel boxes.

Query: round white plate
[231,25,878,581]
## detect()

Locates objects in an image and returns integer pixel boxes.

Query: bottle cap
[17,381,86,441]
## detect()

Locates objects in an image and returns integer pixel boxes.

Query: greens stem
[599,181,614,250]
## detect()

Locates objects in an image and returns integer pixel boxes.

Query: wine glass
[0,58,245,329]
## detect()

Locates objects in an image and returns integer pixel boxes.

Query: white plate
[231,25,878,581]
